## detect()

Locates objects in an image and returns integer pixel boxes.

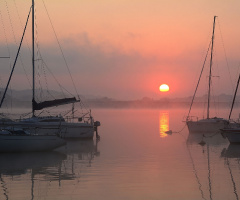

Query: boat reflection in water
[0,151,66,176]
[56,139,100,168]
[187,131,228,146]
[0,139,100,200]
[159,111,169,138]
[221,144,240,158]
[186,132,232,200]
[221,144,240,200]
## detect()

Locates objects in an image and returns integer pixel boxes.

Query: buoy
[165,130,172,135]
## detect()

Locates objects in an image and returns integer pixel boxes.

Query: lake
[0,107,240,200]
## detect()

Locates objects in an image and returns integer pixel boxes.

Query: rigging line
[187,40,212,119]
[0,11,9,94]
[4,0,31,88]
[42,0,80,100]
[33,17,54,101]
[37,66,43,101]
[13,0,32,55]
[0,6,32,108]
[2,1,14,113]
[217,19,234,94]
[226,158,239,200]
[202,83,208,119]
[40,58,73,97]
[34,4,49,100]
[207,144,213,200]
[42,62,55,100]
[34,40,72,99]
[0,8,11,57]
[36,62,53,102]
[229,74,240,120]
[211,82,220,117]
[35,55,65,100]
[172,124,186,134]
[76,95,90,111]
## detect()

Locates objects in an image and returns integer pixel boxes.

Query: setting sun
[159,84,169,92]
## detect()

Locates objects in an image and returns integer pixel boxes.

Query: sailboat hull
[0,121,94,139]
[221,128,240,144]
[25,122,95,139]
[0,135,66,153]
[187,118,228,133]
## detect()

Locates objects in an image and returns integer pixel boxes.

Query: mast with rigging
[32,0,35,116]
[207,15,217,119]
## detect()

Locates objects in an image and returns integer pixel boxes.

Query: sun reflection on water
[159,111,169,138]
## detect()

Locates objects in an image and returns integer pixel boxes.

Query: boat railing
[184,116,198,122]
[64,115,92,124]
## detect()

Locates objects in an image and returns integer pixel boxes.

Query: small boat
[186,16,228,133]
[0,127,66,153]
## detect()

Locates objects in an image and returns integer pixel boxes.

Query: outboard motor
[94,121,101,140]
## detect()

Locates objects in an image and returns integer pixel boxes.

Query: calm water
[0,108,240,200]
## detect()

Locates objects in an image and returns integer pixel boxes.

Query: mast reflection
[159,111,169,138]
[0,139,100,200]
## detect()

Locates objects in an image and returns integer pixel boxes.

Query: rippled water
[0,108,240,200]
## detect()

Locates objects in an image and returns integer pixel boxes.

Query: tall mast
[32,0,35,116]
[207,16,217,119]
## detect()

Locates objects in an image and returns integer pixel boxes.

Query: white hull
[187,118,228,133]
[0,135,66,153]
[0,0,99,141]
[0,121,94,139]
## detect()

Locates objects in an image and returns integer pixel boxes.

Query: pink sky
[1,0,240,100]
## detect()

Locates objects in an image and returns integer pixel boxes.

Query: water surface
[0,108,239,200]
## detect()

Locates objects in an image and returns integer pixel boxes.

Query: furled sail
[32,97,79,111]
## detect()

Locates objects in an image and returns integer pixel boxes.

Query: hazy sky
[1,0,240,100]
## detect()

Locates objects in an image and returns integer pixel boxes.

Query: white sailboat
[0,2,66,152]
[186,16,228,133]
[0,0,100,139]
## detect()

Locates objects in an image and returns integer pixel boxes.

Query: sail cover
[32,97,78,110]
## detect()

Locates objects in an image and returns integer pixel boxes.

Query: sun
[159,84,169,92]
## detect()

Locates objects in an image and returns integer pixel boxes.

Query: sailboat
[0,0,100,139]
[221,74,240,143]
[186,16,228,133]
[0,1,66,152]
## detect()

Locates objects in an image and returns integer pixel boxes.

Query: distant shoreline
[0,89,238,109]
[1,99,235,109]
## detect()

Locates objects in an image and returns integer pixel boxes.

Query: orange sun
[159,84,169,92]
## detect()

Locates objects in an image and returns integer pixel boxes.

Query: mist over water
[0,107,240,200]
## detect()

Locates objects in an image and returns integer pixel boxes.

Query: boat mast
[207,16,217,119]
[32,0,35,116]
